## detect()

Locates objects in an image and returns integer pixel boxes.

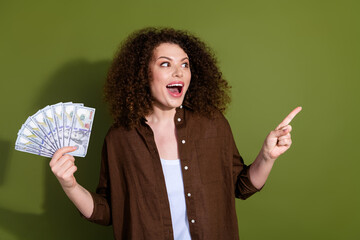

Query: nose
[172,65,183,78]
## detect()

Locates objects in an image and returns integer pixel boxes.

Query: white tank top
[160,158,192,240]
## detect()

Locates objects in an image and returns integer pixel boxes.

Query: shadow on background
[0,139,11,185]
[0,60,114,239]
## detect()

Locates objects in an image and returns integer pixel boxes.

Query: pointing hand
[261,107,302,161]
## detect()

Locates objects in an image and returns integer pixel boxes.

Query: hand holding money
[15,102,95,158]
[14,102,96,218]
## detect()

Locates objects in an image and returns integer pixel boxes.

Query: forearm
[49,147,95,218]
[63,183,94,218]
[249,151,276,190]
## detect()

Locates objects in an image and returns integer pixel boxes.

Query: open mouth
[166,83,183,94]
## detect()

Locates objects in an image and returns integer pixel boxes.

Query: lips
[166,81,184,97]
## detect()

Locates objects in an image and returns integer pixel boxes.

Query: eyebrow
[157,56,189,61]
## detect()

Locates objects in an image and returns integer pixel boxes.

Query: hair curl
[104,27,231,129]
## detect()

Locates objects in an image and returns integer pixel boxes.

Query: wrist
[258,148,276,164]
[62,179,78,194]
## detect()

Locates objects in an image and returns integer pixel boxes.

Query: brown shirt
[85,105,260,239]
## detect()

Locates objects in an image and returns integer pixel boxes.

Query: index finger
[276,106,302,130]
[50,146,77,165]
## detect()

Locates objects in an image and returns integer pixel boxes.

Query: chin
[154,99,183,110]
[166,102,183,109]
[169,98,185,107]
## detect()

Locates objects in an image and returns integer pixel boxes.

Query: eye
[160,62,170,67]
[181,62,189,68]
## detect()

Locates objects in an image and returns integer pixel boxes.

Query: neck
[146,104,176,124]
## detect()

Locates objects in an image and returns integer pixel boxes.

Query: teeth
[167,84,183,87]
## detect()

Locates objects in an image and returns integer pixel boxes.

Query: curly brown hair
[104,27,231,129]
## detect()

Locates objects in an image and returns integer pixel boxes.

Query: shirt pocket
[195,137,226,184]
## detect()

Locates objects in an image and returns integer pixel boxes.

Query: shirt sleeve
[81,138,112,226]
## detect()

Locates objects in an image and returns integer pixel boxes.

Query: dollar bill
[15,145,53,158]
[24,117,57,151]
[31,109,58,150]
[15,102,94,158]
[67,106,95,157]
[17,124,55,153]
[15,135,54,156]
[52,103,64,148]
[43,106,61,149]
[64,103,77,147]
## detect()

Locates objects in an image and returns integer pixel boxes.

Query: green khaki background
[1,0,359,239]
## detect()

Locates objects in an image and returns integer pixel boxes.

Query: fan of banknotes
[15,102,95,158]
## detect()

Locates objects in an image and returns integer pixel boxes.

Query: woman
[50,27,301,240]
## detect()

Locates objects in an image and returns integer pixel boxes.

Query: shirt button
[177,118,181,122]
[181,140,186,144]
[187,193,191,197]
[191,219,195,223]
[184,166,188,170]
